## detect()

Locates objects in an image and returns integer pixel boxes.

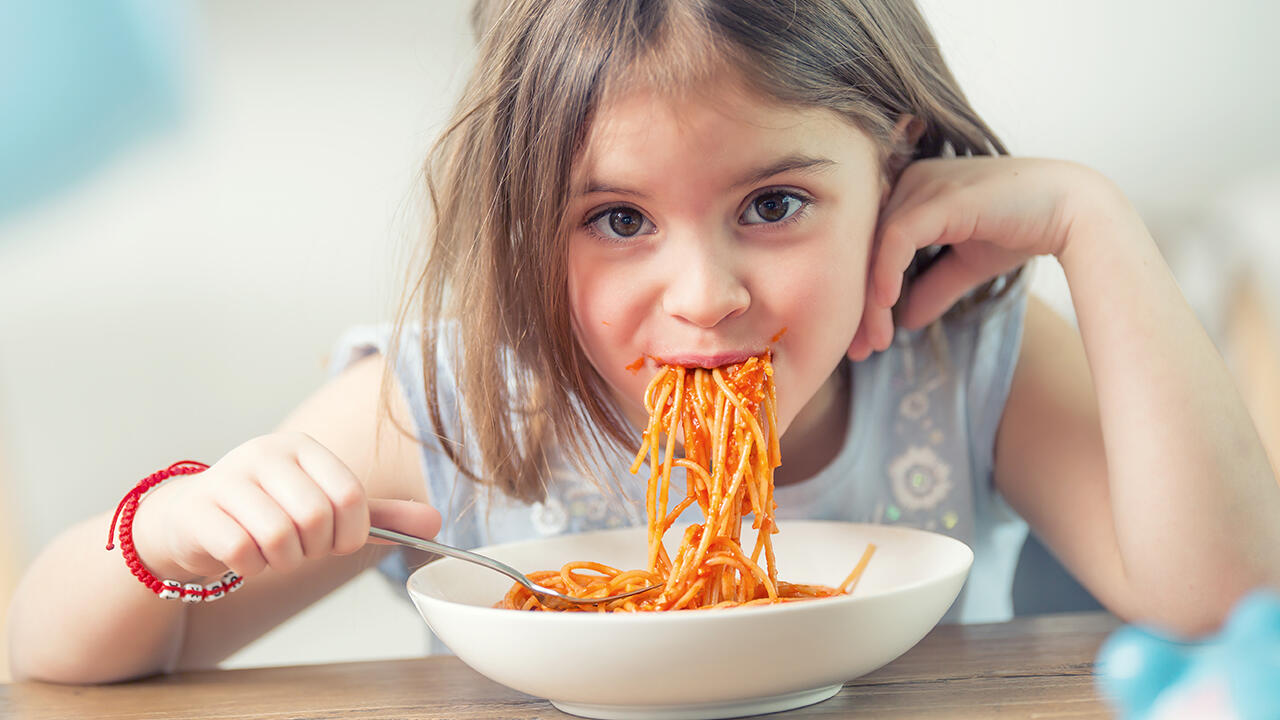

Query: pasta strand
[498,354,874,611]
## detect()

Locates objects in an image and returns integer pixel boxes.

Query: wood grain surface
[1,611,1122,719]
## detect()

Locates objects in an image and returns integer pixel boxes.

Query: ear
[892,113,926,149]
[881,114,926,208]
[886,114,925,174]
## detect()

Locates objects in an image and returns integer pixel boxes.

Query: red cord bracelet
[106,461,243,602]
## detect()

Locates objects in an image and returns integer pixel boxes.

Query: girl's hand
[130,432,442,581]
[848,157,1113,360]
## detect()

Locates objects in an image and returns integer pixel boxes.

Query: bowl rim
[407,520,974,623]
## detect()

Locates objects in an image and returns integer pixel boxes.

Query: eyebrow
[578,154,837,198]
[732,154,837,189]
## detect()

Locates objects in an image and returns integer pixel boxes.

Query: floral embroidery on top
[888,445,953,512]
[899,390,929,420]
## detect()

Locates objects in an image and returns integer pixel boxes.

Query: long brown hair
[388,0,1012,503]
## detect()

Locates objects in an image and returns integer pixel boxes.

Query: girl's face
[566,81,884,439]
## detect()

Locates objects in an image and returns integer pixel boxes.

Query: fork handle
[368,526,532,588]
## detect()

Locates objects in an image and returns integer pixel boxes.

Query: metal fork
[369,526,663,610]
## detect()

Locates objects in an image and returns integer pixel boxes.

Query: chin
[772,408,799,440]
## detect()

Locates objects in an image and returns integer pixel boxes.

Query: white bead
[158,580,181,600]
[222,571,243,592]
[203,582,225,602]
[181,583,204,603]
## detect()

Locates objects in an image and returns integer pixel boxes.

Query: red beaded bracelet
[105,461,243,602]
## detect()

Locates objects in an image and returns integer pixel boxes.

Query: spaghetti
[499,353,875,611]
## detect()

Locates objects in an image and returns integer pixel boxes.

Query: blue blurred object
[1096,624,1196,715]
[0,0,185,225]
[1097,590,1280,719]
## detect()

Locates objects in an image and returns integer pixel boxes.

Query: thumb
[367,498,443,544]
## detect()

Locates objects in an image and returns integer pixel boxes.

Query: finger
[872,228,911,308]
[874,197,977,308]
[848,236,891,361]
[880,161,933,219]
[846,327,872,362]
[368,498,443,543]
[257,460,335,561]
[866,303,896,352]
[215,486,306,573]
[899,251,991,330]
[847,301,895,361]
[846,288,877,361]
[193,505,268,578]
[873,179,946,306]
[295,443,369,556]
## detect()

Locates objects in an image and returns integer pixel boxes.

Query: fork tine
[532,582,664,610]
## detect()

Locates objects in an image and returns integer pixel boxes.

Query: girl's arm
[856,157,1280,635]
[1225,278,1280,473]
[5,353,435,683]
[997,186,1280,634]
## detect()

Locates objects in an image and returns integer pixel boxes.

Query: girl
[9,0,1280,684]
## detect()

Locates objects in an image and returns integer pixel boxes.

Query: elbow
[1143,610,1230,640]
[1115,578,1278,640]
[1108,604,1217,640]
[6,613,163,685]
[9,650,165,685]
[10,643,111,685]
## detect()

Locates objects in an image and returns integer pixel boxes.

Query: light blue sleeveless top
[329,278,1029,635]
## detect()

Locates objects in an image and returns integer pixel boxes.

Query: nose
[660,234,750,328]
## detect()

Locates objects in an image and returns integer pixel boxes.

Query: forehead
[574,80,881,185]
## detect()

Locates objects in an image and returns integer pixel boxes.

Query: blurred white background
[1,0,1277,674]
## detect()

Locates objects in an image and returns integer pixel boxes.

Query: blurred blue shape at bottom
[1097,590,1280,719]
[0,0,186,225]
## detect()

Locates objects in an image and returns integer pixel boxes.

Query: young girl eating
[9,0,1280,683]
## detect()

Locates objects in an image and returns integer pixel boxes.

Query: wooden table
[1,611,1121,719]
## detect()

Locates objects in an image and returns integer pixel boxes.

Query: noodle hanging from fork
[499,353,875,611]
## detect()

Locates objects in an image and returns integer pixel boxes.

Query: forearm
[6,511,187,683]
[1058,177,1280,628]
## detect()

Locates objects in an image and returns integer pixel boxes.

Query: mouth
[651,350,768,369]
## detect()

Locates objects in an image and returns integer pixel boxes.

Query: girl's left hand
[848,156,1110,360]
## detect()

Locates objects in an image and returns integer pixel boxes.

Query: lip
[652,350,765,369]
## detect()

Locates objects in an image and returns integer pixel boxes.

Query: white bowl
[406,521,972,720]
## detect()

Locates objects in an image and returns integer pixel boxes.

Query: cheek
[567,253,613,362]
[759,220,872,431]
[769,229,869,334]
[816,202,875,320]
[567,248,652,411]
[782,260,864,376]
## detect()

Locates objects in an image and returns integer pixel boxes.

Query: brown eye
[742,191,805,224]
[608,209,644,236]
[586,206,654,241]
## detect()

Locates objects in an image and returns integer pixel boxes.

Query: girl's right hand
[128,432,442,581]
